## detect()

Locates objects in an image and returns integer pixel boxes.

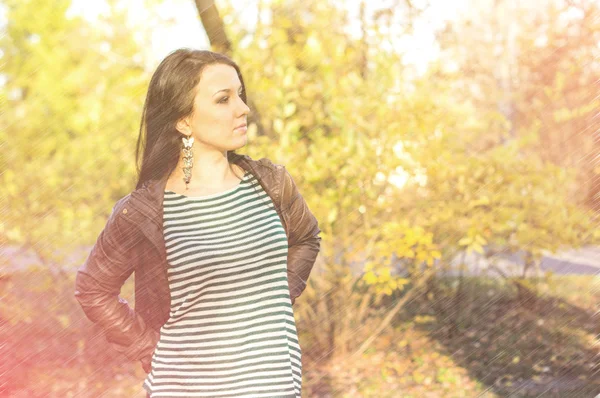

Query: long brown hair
[135,49,247,190]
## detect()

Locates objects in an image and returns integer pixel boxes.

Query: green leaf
[283,102,296,117]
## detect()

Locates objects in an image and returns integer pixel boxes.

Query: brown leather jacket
[74,153,321,371]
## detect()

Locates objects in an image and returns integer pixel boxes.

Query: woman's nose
[239,99,251,116]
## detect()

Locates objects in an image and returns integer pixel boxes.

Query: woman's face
[178,63,250,152]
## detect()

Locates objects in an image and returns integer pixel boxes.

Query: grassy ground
[1,271,598,397]
[300,275,599,397]
[419,275,600,397]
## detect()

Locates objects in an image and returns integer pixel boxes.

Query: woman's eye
[218,92,242,104]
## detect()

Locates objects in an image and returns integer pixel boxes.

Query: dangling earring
[182,135,194,190]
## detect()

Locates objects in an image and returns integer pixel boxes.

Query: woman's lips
[234,125,247,133]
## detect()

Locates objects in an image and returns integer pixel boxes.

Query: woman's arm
[281,168,322,305]
[74,197,159,371]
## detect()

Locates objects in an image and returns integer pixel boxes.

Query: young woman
[74,48,321,398]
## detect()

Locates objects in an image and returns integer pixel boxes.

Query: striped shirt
[142,170,302,397]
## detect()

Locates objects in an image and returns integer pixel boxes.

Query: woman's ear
[176,116,192,136]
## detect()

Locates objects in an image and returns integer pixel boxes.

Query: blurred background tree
[0,0,152,266]
[435,0,600,210]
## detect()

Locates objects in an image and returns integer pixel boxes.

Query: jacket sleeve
[281,168,322,305]
[74,198,159,366]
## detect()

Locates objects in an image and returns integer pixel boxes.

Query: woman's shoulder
[106,192,155,238]
[112,193,132,212]
[107,193,134,223]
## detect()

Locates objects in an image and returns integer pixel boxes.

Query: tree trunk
[587,128,599,214]
[193,0,232,55]
[358,1,368,80]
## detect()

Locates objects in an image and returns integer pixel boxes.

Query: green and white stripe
[142,170,301,398]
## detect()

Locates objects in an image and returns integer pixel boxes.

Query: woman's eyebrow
[213,85,243,96]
